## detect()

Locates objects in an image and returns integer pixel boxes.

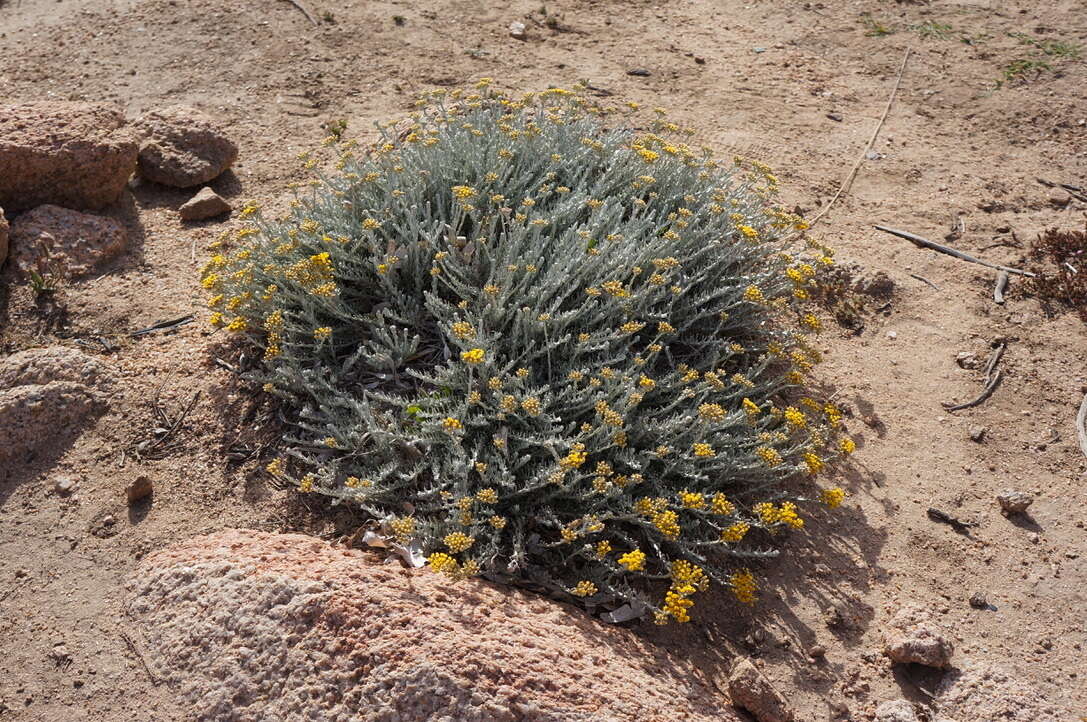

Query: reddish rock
[727,658,795,722]
[0,346,111,464]
[131,107,237,187]
[178,187,232,220]
[127,529,740,722]
[0,102,138,212]
[9,204,128,278]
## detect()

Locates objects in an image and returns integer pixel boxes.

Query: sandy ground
[0,0,1085,719]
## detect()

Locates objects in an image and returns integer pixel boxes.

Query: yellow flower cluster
[821,487,846,508]
[698,403,725,421]
[617,549,646,571]
[730,569,758,605]
[388,516,415,542]
[461,348,485,364]
[444,532,475,552]
[692,442,715,458]
[570,580,597,597]
[721,521,750,542]
[755,501,804,529]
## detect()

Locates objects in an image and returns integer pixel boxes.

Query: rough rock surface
[127,529,738,722]
[0,205,8,268]
[996,490,1033,514]
[0,346,111,464]
[178,186,232,220]
[936,663,1061,722]
[131,107,237,187]
[726,659,795,722]
[884,606,953,668]
[0,102,138,212]
[8,204,128,278]
[875,700,919,722]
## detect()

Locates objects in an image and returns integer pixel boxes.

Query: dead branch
[874,225,1036,277]
[993,271,1009,304]
[279,0,318,26]
[909,273,939,290]
[944,342,1005,411]
[1077,392,1087,461]
[120,631,161,686]
[808,48,911,227]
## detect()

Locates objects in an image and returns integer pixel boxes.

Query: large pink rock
[0,102,138,212]
[131,106,237,187]
[128,529,739,722]
[9,204,128,278]
[0,346,111,466]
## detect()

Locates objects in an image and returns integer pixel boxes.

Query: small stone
[102,514,116,526]
[508,21,526,39]
[826,112,843,122]
[997,490,1032,514]
[969,591,987,609]
[626,68,651,77]
[956,351,979,369]
[875,699,920,722]
[178,187,232,221]
[753,47,766,53]
[126,476,153,504]
[968,426,987,442]
[886,331,898,339]
[54,477,77,495]
[884,606,954,668]
[727,659,795,722]
[808,644,826,658]
[14,568,28,578]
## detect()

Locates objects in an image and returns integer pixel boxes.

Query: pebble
[826,112,843,122]
[969,591,988,608]
[508,21,526,39]
[969,426,987,442]
[626,68,651,77]
[886,330,897,339]
[808,644,826,658]
[126,476,153,504]
[54,476,77,495]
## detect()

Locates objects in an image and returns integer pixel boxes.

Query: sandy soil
[0,0,1085,719]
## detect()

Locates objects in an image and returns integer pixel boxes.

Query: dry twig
[874,225,1036,277]
[993,271,1009,304]
[1077,392,1087,461]
[909,273,939,290]
[943,341,1005,411]
[808,48,911,227]
[279,0,318,26]
[120,631,161,685]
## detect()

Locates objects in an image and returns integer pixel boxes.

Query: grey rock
[126,476,153,504]
[884,606,954,668]
[131,106,237,188]
[875,700,919,722]
[54,477,78,495]
[997,490,1033,514]
[969,426,987,442]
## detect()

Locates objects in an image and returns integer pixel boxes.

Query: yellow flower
[692,443,715,458]
[756,446,782,467]
[618,549,646,571]
[651,510,680,539]
[444,532,475,552]
[299,474,315,493]
[738,225,758,239]
[476,487,498,504]
[451,185,477,199]
[730,569,758,605]
[658,321,675,333]
[489,515,507,529]
[699,403,725,421]
[362,217,381,230]
[595,540,613,558]
[638,374,656,389]
[314,326,332,340]
[783,406,806,429]
[637,148,660,162]
[461,348,485,364]
[743,285,765,303]
[710,493,735,515]
[570,580,598,597]
[442,417,463,432]
[803,452,824,475]
[679,491,705,509]
[521,397,542,416]
[839,437,856,454]
[821,487,847,508]
[721,522,749,542]
[428,552,459,575]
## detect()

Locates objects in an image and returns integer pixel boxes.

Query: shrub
[203,82,850,622]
